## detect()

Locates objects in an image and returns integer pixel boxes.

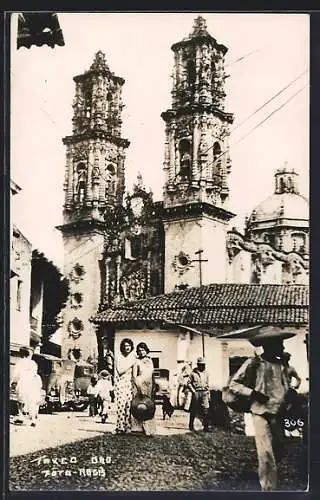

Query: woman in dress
[16,360,43,427]
[114,338,136,434]
[132,342,157,436]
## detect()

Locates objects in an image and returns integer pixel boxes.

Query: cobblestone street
[9,405,308,491]
[10,404,191,457]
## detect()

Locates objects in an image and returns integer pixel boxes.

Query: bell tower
[62,50,129,223]
[57,51,129,361]
[161,17,235,293]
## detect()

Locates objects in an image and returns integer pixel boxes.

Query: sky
[10,13,309,268]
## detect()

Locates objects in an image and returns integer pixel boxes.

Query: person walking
[187,357,210,432]
[87,374,99,417]
[228,333,292,491]
[11,347,38,424]
[114,338,136,434]
[15,359,43,426]
[131,342,156,436]
[96,370,114,423]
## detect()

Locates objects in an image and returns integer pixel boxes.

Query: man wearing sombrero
[228,330,294,491]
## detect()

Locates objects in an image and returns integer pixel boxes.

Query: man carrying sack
[226,331,293,491]
[187,357,210,432]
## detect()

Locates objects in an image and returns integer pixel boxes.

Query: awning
[217,325,264,340]
[177,324,218,337]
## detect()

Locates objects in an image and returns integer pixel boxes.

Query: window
[76,163,87,203]
[186,60,196,85]
[179,139,192,180]
[213,142,221,174]
[105,164,116,198]
[151,357,160,369]
[16,280,22,311]
[130,234,143,259]
[292,233,306,253]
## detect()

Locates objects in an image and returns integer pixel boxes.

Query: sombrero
[130,395,156,421]
[218,326,296,346]
[248,329,296,347]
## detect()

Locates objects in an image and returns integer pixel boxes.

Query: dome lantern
[275,161,299,195]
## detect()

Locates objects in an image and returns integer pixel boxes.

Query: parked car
[10,353,93,414]
[51,359,91,411]
[153,368,170,404]
[72,362,94,411]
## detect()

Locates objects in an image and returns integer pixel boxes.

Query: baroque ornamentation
[70,292,83,309]
[172,251,192,276]
[226,230,309,271]
[68,318,84,340]
[120,269,147,302]
[69,263,86,283]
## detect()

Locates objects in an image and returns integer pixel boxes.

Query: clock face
[131,196,144,218]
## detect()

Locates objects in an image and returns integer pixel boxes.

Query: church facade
[58,17,309,392]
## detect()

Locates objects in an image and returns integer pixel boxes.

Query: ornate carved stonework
[69,263,85,283]
[120,268,147,302]
[161,18,233,209]
[172,251,192,276]
[70,292,83,309]
[68,318,84,340]
[227,229,309,284]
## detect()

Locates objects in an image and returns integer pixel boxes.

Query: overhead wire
[55,76,308,269]
[11,52,308,269]
[194,84,307,182]
[63,83,307,269]
[170,69,308,185]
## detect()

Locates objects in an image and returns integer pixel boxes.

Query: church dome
[247,164,309,229]
[249,192,309,225]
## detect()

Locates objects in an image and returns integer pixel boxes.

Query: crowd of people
[11,332,306,491]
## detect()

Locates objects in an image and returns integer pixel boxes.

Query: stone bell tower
[57,51,129,361]
[161,17,235,293]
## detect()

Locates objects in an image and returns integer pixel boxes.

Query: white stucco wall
[164,215,229,293]
[115,329,179,373]
[227,249,252,283]
[62,231,104,360]
[10,233,32,348]
[283,333,309,393]
[260,260,283,284]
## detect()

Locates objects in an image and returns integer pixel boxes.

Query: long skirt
[114,373,133,433]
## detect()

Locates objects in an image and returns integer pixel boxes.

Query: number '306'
[284,418,304,427]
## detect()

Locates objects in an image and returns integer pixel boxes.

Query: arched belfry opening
[76,162,87,203]
[179,139,192,180]
[105,163,116,199]
[186,60,196,86]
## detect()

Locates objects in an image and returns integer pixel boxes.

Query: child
[96,370,114,423]
[87,375,99,417]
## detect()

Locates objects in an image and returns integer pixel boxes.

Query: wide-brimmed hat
[130,395,156,421]
[99,370,109,379]
[249,330,296,347]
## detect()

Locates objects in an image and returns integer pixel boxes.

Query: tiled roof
[92,283,309,326]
